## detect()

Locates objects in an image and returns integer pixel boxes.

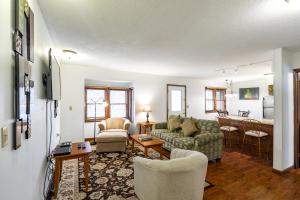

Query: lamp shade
[143,105,151,112]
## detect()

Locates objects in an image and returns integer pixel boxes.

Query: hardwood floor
[204,150,300,200]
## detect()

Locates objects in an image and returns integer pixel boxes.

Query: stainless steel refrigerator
[263,96,274,119]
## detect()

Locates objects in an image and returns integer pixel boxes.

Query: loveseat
[151,116,224,161]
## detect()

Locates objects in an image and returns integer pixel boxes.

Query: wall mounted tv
[46,48,61,100]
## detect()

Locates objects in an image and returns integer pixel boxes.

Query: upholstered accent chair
[96,118,131,153]
[98,117,131,132]
[134,148,208,200]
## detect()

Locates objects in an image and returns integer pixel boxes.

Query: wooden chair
[217,110,229,117]
[218,117,239,148]
[238,110,250,117]
[242,119,269,158]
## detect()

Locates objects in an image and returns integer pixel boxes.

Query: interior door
[167,84,186,119]
[294,70,300,169]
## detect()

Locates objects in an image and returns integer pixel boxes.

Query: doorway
[167,84,186,119]
[293,69,300,169]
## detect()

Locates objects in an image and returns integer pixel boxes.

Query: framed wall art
[14,0,35,149]
[239,87,259,100]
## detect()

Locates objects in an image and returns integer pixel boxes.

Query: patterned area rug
[56,147,212,200]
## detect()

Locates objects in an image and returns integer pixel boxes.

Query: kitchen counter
[227,115,274,126]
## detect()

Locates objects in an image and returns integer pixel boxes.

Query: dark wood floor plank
[204,151,300,200]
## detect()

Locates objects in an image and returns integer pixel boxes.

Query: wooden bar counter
[225,116,273,160]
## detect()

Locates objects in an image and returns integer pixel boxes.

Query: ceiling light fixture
[225,80,238,98]
[62,49,77,60]
[215,59,272,74]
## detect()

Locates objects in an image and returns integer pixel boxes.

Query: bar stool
[242,119,269,158]
[238,110,250,117]
[217,110,229,117]
[218,117,239,148]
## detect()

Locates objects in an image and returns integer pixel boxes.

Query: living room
[1,0,300,200]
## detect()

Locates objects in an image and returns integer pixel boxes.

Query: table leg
[159,146,163,160]
[59,160,63,180]
[84,155,89,191]
[145,147,148,158]
[132,139,134,150]
[53,159,61,198]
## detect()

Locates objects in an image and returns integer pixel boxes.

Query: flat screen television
[46,48,61,100]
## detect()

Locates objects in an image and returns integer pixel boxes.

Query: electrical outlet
[1,127,8,148]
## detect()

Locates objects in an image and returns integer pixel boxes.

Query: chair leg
[229,133,232,148]
[258,137,261,157]
[242,134,246,152]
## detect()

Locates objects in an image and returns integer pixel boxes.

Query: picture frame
[268,85,274,96]
[239,87,259,100]
[14,0,35,148]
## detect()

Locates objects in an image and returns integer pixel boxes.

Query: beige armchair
[98,118,131,132]
[96,118,131,153]
[134,148,208,200]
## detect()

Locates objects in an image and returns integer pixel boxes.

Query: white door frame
[167,84,187,120]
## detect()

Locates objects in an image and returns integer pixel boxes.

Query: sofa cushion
[106,118,125,129]
[102,129,127,132]
[181,118,198,136]
[194,132,224,146]
[160,132,183,143]
[173,137,195,150]
[168,115,181,131]
[151,129,170,138]
[96,131,127,142]
[197,120,220,133]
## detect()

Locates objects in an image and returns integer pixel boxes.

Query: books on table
[138,134,152,141]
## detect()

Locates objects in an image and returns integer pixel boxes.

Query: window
[85,87,133,122]
[85,88,106,121]
[110,90,127,118]
[205,87,226,113]
[171,90,182,112]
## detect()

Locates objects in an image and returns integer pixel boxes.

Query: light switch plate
[1,127,8,148]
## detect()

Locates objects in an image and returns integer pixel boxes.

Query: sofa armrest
[123,121,131,131]
[154,122,168,129]
[194,132,224,146]
[98,120,106,131]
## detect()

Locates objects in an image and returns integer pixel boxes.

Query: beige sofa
[134,148,208,200]
[96,118,131,152]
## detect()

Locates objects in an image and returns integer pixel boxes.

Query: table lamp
[143,105,151,123]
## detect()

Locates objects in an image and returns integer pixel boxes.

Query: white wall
[0,0,59,199]
[60,64,225,141]
[273,48,295,171]
[227,77,273,119]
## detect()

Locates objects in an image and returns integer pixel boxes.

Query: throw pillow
[181,118,198,137]
[168,115,181,131]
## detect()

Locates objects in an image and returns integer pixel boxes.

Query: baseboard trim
[272,165,294,175]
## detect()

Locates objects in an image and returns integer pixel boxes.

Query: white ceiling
[38,0,300,78]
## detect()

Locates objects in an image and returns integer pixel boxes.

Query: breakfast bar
[222,116,274,160]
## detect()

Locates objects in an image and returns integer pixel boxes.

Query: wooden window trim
[109,89,128,119]
[85,87,106,122]
[85,86,132,122]
[205,87,226,113]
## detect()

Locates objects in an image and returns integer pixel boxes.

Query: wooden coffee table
[131,134,165,159]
